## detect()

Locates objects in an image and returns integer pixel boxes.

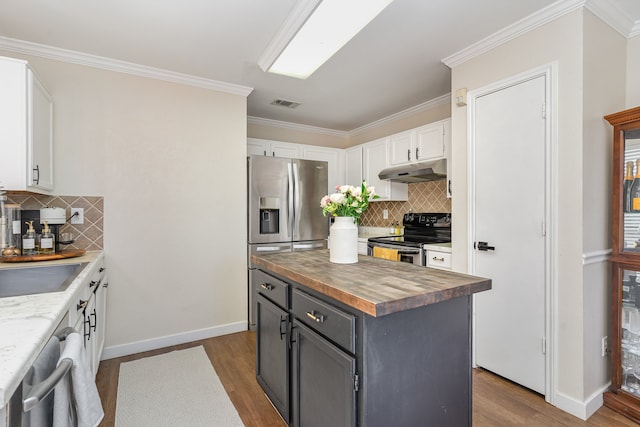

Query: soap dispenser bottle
[22,221,37,256]
[39,221,55,254]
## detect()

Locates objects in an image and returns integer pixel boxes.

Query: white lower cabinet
[67,256,107,378]
[424,245,452,270]
[357,238,368,255]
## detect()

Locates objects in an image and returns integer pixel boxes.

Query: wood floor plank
[96,331,636,427]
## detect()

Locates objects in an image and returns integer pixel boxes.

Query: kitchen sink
[0,262,88,298]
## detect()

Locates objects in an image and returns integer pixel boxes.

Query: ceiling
[0,0,638,132]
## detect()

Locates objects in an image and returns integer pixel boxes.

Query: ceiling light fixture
[258,0,394,80]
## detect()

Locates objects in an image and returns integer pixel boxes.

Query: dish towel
[24,335,61,427]
[53,332,104,427]
[373,246,400,261]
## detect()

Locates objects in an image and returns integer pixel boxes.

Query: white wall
[582,9,626,397]
[628,35,640,108]
[0,50,248,353]
[450,8,626,416]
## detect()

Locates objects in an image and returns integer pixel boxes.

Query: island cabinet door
[256,294,290,422]
[291,320,357,427]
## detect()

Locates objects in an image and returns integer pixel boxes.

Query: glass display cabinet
[604,106,640,421]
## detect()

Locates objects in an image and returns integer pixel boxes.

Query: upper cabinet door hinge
[542,103,547,119]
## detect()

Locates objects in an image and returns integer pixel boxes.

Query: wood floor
[96,331,637,427]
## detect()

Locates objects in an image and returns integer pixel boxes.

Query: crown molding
[0,36,253,97]
[586,0,640,37]
[442,0,640,68]
[349,93,451,136]
[248,116,350,138]
[442,0,585,68]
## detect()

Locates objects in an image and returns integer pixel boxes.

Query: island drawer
[292,288,355,354]
[254,269,288,309]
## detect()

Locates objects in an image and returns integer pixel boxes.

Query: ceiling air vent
[271,99,301,109]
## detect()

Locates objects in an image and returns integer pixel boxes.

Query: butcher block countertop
[251,249,491,317]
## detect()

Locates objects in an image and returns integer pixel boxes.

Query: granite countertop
[251,249,490,317]
[0,251,103,407]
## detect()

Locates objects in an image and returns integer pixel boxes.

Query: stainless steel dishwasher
[6,313,75,427]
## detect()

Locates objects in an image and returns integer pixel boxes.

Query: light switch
[383,209,389,219]
[455,88,467,107]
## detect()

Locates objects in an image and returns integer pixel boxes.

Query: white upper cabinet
[345,145,363,187]
[248,138,301,158]
[0,56,53,193]
[389,120,446,167]
[363,138,407,201]
[300,145,344,195]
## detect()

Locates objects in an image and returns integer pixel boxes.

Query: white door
[472,74,547,395]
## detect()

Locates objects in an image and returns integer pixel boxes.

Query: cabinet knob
[407,149,411,161]
[416,147,420,160]
[432,257,445,262]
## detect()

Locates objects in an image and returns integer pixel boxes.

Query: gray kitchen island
[251,249,491,427]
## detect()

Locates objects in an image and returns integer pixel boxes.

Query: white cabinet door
[0,57,53,194]
[247,139,268,156]
[389,130,414,166]
[363,139,388,198]
[363,138,407,201]
[271,141,301,159]
[29,70,54,191]
[93,277,107,377]
[247,138,301,158]
[388,121,447,166]
[301,145,343,195]
[415,122,444,162]
[345,146,363,187]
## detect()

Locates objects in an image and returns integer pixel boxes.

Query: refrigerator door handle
[293,162,301,238]
[287,162,294,238]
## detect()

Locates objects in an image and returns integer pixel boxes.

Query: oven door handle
[368,242,421,254]
[23,327,77,412]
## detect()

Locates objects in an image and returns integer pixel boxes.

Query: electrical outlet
[70,208,84,225]
[602,336,608,357]
[383,209,389,219]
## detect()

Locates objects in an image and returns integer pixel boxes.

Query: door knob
[476,241,495,251]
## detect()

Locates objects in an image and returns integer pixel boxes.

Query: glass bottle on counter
[22,221,37,256]
[631,160,640,213]
[625,161,635,213]
[39,221,55,254]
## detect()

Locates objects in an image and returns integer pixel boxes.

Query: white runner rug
[115,345,244,426]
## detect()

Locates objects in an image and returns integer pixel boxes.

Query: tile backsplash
[5,192,104,251]
[360,180,450,227]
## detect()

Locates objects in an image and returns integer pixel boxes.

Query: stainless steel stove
[367,213,451,265]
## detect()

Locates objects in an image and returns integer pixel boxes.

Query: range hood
[378,159,447,183]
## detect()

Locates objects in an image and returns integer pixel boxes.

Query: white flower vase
[329,216,358,264]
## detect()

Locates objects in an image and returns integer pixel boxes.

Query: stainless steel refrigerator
[247,155,328,328]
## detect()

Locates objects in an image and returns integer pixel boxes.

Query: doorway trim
[466,62,558,404]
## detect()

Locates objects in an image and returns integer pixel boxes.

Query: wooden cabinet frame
[604,106,640,422]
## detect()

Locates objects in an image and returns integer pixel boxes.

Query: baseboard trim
[554,383,608,420]
[100,321,248,360]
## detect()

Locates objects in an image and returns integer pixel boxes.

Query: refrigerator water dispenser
[259,197,279,234]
